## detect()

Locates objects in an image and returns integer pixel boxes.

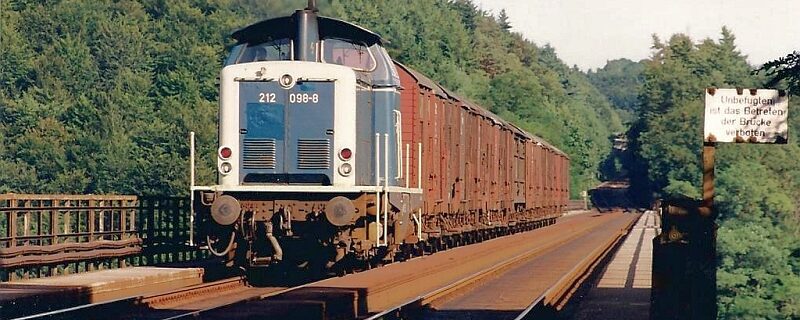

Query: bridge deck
[0,267,203,318]
[572,210,659,319]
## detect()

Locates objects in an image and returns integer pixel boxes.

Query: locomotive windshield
[226,15,399,86]
[236,38,292,63]
[321,38,376,71]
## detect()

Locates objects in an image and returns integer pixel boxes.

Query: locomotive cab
[192,4,420,271]
[216,9,401,187]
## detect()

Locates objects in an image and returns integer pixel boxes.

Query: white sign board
[704,88,788,144]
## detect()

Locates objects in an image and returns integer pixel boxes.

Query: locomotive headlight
[219,146,232,159]
[339,148,353,161]
[338,163,353,176]
[279,74,294,88]
[220,162,232,175]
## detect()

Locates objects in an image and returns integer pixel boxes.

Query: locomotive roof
[232,15,385,46]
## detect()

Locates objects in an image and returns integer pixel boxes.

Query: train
[191,1,570,273]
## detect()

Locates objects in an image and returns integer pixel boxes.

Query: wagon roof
[506,123,528,137]
[393,62,446,97]
[438,89,509,127]
[392,62,567,157]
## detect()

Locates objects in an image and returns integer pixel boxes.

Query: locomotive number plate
[257,92,320,104]
[289,93,319,104]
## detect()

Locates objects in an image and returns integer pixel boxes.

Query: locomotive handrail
[394,110,403,180]
[405,143,410,188]
[374,132,385,247]
[384,133,390,245]
[418,142,422,189]
[189,131,196,246]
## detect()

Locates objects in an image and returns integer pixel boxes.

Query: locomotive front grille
[242,138,277,169]
[297,139,331,169]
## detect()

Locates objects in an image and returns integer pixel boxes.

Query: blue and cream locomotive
[192,2,422,270]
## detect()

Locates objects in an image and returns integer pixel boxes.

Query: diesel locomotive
[192,1,570,272]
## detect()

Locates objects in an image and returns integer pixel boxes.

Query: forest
[590,30,800,318]
[0,0,621,197]
[1,0,799,317]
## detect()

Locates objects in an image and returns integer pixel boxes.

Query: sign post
[702,88,787,318]
[653,88,788,320]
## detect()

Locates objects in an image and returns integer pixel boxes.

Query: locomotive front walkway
[571,210,659,319]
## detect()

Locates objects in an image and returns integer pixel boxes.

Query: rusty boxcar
[395,63,570,250]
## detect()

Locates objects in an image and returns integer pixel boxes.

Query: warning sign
[704,88,788,144]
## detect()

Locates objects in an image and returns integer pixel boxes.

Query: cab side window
[322,38,375,71]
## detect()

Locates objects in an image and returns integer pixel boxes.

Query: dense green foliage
[0,0,621,197]
[3,0,797,316]
[758,50,800,95]
[332,1,623,195]
[622,28,800,318]
[586,58,644,123]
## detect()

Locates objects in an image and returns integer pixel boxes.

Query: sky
[471,0,800,71]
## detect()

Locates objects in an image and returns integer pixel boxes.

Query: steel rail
[513,210,639,320]
[162,278,334,320]
[139,276,247,308]
[12,295,141,320]
[364,215,605,320]
[11,276,247,320]
[367,211,638,320]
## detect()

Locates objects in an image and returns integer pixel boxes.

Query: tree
[587,58,645,120]
[497,9,511,30]
[758,51,800,95]
[625,29,800,318]
[0,0,624,201]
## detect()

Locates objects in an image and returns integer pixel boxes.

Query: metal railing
[0,194,202,281]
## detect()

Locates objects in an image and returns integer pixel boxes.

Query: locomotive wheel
[395,245,411,262]
[415,242,425,257]
[430,238,441,253]
[445,236,454,249]
[330,254,358,276]
[422,239,434,254]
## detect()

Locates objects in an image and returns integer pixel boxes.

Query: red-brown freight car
[395,62,570,248]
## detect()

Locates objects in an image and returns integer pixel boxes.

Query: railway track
[171,210,638,320]
[14,211,634,320]
[370,210,638,320]
[11,216,558,320]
